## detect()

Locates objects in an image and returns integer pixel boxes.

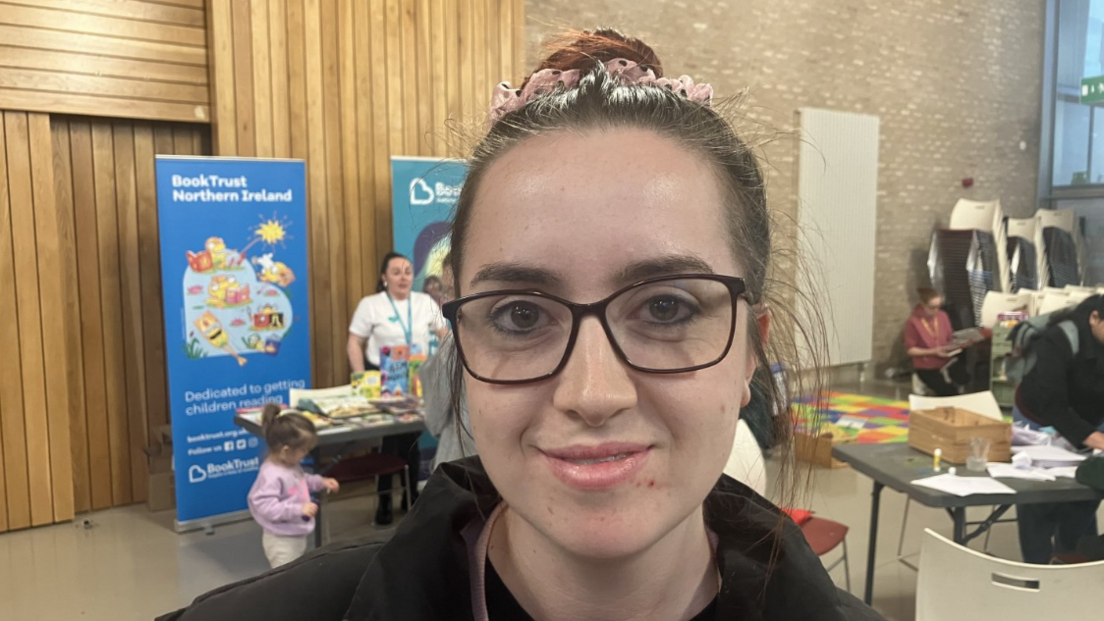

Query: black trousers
[377,432,421,503]
[915,358,970,397]
[1017,500,1101,564]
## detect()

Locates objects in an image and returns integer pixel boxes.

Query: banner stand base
[175,509,252,534]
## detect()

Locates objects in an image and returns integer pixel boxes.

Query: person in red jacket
[903,287,968,396]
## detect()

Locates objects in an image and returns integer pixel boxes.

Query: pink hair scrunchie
[486,58,712,128]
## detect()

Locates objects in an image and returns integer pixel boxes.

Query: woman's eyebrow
[470,262,564,288]
[614,254,715,285]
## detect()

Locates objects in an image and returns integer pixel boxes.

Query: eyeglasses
[442,274,747,385]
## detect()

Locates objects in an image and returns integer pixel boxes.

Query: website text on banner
[156,156,311,530]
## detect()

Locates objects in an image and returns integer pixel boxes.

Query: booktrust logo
[188,465,207,483]
[410,177,462,206]
[188,457,261,484]
[410,178,434,205]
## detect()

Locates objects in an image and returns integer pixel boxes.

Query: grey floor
[0,377,1093,620]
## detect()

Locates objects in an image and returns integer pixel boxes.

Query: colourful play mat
[793,392,911,444]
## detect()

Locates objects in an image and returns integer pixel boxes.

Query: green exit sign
[1083,75,1104,104]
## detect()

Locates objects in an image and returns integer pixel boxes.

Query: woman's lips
[541,443,652,490]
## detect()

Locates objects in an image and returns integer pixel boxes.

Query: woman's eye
[495,302,543,331]
[648,297,682,322]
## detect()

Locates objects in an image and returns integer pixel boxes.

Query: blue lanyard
[386,293,413,346]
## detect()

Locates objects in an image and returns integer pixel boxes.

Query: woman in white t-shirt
[347,252,446,371]
[346,252,446,525]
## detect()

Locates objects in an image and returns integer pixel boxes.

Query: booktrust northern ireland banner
[390,157,468,291]
[156,156,311,530]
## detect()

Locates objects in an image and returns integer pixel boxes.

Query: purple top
[248,460,325,537]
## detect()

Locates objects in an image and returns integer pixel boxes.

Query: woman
[347,252,446,524]
[160,29,880,621]
[903,287,968,396]
[1015,294,1104,564]
[347,252,446,372]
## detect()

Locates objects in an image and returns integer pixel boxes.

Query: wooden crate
[795,431,854,469]
[908,407,1011,464]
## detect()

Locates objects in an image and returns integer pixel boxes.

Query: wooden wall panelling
[90,120,132,506]
[0,0,210,123]
[0,112,31,532]
[231,0,256,155]
[27,112,75,523]
[471,0,487,129]
[338,0,363,337]
[353,0,377,296]
[10,0,207,28]
[51,119,92,516]
[302,0,333,387]
[429,0,447,156]
[484,0,501,114]
[112,122,149,503]
[512,0,525,83]
[269,0,291,159]
[320,0,348,385]
[250,0,274,158]
[443,0,461,157]
[368,0,392,267]
[67,119,113,511]
[400,0,418,155]
[132,125,169,450]
[207,0,237,153]
[414,0,432,155]
[4,112,56,526]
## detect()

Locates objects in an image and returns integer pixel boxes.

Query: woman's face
[460,128,761,559]
[923,296,943,318]
[384,258,414,298]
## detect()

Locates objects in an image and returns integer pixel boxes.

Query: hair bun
[530,28,663,87]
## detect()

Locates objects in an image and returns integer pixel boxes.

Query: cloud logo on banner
[410,178,435,205]
[189,465,208,483]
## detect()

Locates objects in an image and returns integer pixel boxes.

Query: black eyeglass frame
[441,274,748,385]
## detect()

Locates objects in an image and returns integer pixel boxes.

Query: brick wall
[524,0,1045,370]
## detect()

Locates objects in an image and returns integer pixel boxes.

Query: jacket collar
[343,457,854,621]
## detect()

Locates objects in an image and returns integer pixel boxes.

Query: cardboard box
[147,471,176,512]
[908,407,1011,464]
[794,430,854,469]
[145,435,175,512]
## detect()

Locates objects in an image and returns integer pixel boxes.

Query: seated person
[904,287,968,396]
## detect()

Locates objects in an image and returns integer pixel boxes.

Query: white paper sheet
[911,473,1018,497]
[1010,445,1088,468]
[987,463,1056,482]
[1047,466,1079,479]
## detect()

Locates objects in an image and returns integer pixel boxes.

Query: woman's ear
[741,305,772,406]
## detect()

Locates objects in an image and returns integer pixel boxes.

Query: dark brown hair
[261,403,316,453]
[917,287,940,304]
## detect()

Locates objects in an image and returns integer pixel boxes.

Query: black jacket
[1017,317,1104,446]
[159,458,883,620]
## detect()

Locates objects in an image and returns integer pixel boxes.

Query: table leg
[952,507,966,545]
[864,481,884,606]
[312,447,323,549]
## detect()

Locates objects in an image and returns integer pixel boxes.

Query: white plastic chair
[724,419,766,497]
[898,391,1005,566]
[917,529,1104,620]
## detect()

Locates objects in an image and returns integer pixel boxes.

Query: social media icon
[224,441,234,452]
[236,439,246,450]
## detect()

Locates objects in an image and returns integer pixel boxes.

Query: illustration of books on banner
[181,216,298,364]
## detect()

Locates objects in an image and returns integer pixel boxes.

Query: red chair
[800,517,852,593]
